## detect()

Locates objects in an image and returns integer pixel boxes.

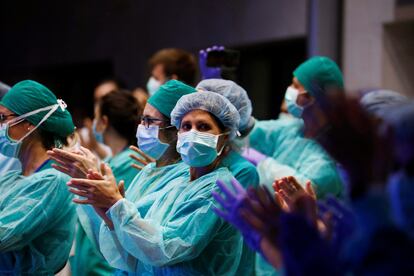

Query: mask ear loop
[17,104,60,142]
[216,131,232,156]
[8,99,66,142]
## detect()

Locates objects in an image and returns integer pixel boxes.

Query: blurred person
[80,78,125,160]
[132,86,149,111]
[0,80,77,274]
[146,48,197,95]
[244,56,345,275]
[67,92,245,275]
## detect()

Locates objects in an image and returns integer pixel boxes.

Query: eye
[181,122,192,131]
[197,123,211,132]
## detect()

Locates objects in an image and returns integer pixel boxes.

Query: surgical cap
[293,56,344,97]
[171,92,240,138]
[385,102,414,143]
[196,79,253,132]
[360,89,409,119]
[147,80,196,118]
[0,80,74,137]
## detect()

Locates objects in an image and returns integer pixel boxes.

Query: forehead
[0,105,12,114]
[143,103,164,119]
[182,109,214,123]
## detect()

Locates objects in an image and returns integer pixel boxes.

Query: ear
[101,115,109,129]
[23,121,35,131]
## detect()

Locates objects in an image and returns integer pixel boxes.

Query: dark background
[0,0,311,124]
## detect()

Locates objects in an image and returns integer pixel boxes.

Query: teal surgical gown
[82,166,244,275]
[250,118,343,198]
[72,146,142,276]
[0,154,20,176]
[0,159,76,275]
[221,150,259,189]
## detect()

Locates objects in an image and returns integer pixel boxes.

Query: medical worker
[196,79,259,189]
[67,91,245,275]
[0,80,76,274]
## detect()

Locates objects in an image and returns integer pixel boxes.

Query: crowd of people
[0,45,413,275]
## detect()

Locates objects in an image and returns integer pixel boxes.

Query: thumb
[100,163,107,176]
[101,163,114,180]
[305,181,316,199]
[118,180,125,197]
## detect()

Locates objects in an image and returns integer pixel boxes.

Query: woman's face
[0,104,33,141]
[179,109,228,153]
[179,110,222,136]
[291,77,314,107]
[93,105,108,133]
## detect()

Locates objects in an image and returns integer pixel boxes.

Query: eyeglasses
[140,115,171,129]
[0,113,16,124]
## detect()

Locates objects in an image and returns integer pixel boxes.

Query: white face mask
[146,77,161,96]
[0,100,67,158]
[285,86,305,118]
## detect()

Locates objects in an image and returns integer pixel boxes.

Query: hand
[240,186,283,245]
[241,147,267,166]
[278,212,340,275]
[129,145,155,170]
[212,179,262,251]
[48,146,99,178]
[273,177,317,226]
[318,196,356,251]
[199,45,224,80]
[67,163,124,209]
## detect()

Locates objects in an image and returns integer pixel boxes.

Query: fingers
[287,176,303,191]
[129,154,148,165]
[131,164,144,171]
[102,163,115,181]
[230,178,246,194]
[69,188,89,197]
[79,146,93,156]
[87,170,104,180]
[212,190,230,209]
[305,181,317,199]
[68,178,100,188]
[216,180,236,199]
[48,152,74,167]
[212,207,230,221]
[73,198,95,205]
[51,163,72,176]
[51,148,84,162]
[129,146,155,163]
[118,180,125,198]
[240,209,266,231]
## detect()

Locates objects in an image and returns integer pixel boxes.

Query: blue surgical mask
[0,124,22,158]
[92,119,104,144]
[177,130,226,167]
[146,77,161,96]
[0,100,65,158]
[285,86,304,118]
[136,124,170,160]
